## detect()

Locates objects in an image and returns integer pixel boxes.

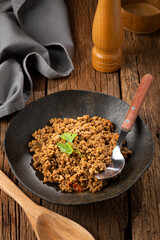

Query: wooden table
[0,0,160,239]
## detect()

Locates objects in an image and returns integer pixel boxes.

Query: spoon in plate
[0,170,95,240]
[95,74,154,180]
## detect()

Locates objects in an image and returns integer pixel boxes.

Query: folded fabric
[0,0,74,118]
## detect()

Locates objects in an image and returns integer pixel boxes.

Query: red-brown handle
[121,74,154,132]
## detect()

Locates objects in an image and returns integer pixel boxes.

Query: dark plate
[4,90,154,205]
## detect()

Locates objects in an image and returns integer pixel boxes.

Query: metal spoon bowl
[96,131,127,179]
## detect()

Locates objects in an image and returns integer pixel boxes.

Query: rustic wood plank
[131,31,160,240]
[0,72,45,240]
[17,72,45,240]
[0,117,17,240]
[43,1,129,240]
[121,29,160,240]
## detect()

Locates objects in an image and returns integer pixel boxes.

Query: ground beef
[28,115,132,193]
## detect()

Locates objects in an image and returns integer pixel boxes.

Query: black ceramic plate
[4,90,154,205]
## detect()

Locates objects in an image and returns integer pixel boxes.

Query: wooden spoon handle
[121,74,154,132]
[0,170,36,211]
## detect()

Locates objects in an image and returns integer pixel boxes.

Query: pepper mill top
[92,0,123,73]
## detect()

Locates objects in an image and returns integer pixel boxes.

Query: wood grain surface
[0,0,160,239]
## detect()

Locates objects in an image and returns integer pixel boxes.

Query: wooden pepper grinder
[92,0,123,72]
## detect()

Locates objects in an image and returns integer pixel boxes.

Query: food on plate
[29,115,132,193]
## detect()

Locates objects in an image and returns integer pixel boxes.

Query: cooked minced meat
[28,115,132,193]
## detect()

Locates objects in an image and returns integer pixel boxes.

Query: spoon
[95,74,154,180]
[0,170,95,240]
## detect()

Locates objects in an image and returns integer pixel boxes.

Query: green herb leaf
[59,133,77,143]
[57,142,74,155]
[58,132,83,157]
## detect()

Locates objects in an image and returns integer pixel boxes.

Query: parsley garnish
[59,133,77,143]
[57,142,73,155]
[57,133,83,157]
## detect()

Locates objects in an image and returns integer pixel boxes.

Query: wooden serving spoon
[0,170,95,240]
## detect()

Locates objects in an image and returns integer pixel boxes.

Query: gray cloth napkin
[0,0,74,118]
